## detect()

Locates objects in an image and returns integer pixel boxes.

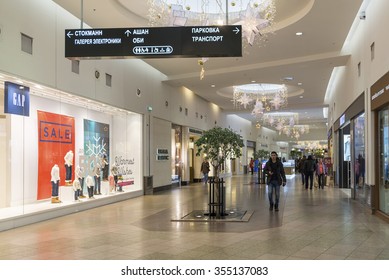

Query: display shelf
[59,186,75,202]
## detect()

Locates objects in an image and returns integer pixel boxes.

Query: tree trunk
[214,164,221,217]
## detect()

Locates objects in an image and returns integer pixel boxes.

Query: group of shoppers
[200,152,327,213]
[297,155,327,189]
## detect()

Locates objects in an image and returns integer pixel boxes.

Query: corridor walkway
[0,174,388,260]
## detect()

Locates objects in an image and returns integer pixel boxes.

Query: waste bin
[143,176,153,195]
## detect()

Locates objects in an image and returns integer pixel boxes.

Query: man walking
[201,158,210,184]
[303,155,316,189]
[264,151,287,212]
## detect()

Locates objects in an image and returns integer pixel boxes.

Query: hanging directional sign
[65,25,242,59]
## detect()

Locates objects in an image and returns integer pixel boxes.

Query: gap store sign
[4,81,30,116]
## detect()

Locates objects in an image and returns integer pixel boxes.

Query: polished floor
[0,174,389,260]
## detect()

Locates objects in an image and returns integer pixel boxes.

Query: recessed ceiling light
[251,80,256,83]
[299,96,304,99]
[282,77,294,81]
[297,82,303,86]
[296,32,303,36]
[211,84,215,88]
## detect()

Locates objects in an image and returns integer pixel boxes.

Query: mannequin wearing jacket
[50,164,61,203]
[94,162,102,195]
[86,175,95,199]
[75,165,86,198]
[111,164,120,192]
[72,179,82,201]
[64,150,74,185]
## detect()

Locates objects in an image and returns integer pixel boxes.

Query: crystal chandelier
[233,83,288,118]
[147,0,276,46]
[281,125,310,140]
[263,112,298,130]
[294,141,327,150]
[258,112,310,139]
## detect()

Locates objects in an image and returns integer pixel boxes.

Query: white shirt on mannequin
[64,150,73,166]
[51,164,60,182]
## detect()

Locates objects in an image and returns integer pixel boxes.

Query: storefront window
[0,78,142,223]
[379,109,389,215]
[171,124,182,183]
[353,113,368,204]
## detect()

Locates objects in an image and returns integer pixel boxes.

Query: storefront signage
[39,121,73,143]
[4,81,30,116]
[339,114,345,126]
[156,148,169,161]
[189,128,203,135]
[65,25,242,59]
[371,70,389,110]
[157,148,168,154]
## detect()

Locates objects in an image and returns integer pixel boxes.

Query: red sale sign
[37,111,75,200]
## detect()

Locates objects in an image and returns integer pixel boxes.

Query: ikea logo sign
[4,81,30,116]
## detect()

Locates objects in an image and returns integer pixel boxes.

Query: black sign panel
[65,25,242,59]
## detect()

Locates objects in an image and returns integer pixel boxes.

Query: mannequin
[94,162,102,195]
[86,175,95,199]
[108,173,115,193]
[50,164,61,203]
[111,164,121,192]
[72,179,82,201]
[100,153,109,181]
[75,165,86,198]
[64,150,74,185]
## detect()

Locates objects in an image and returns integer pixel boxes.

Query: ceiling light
[297,82,303,86]
[147,0,276,46]
[296,32,303,36]
[233,83,288,119]
[299,96,304,99]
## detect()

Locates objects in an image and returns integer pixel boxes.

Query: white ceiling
[52,0,364,132]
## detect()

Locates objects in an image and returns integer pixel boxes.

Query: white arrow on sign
[67,31,74,38]
[125,30,132,37]
[233,27,240,34]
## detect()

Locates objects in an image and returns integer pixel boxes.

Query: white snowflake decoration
[236,93,252,109]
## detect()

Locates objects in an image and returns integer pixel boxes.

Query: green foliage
[290,149,302,159]
[254,149,268,160]
[312,148,325,158]
[195,127,244,177]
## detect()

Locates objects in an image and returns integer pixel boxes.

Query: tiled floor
[0,174,388,260]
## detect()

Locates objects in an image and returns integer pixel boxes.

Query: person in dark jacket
[264,151,287,211]
[201,158,210,184]
[303,155,316,189]
[298,155,306,185]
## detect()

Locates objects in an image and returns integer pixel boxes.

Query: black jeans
[65,164,72,181]
[305,171,314,189]
[87,186,94,198]
[51,180,59,196]
[317,174,325,188]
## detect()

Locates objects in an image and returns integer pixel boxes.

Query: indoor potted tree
[195,126,244,217]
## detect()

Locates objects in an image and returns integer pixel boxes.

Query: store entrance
[0,115,6,208]
[338,124,351,189]
[378,108,389,215]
